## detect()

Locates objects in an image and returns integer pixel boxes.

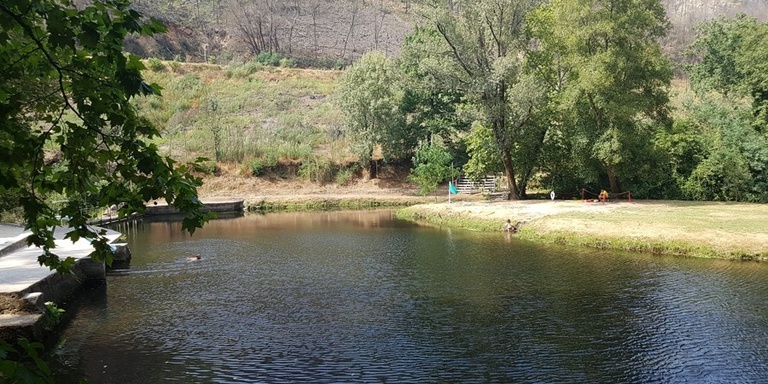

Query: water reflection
[52,210,768,383]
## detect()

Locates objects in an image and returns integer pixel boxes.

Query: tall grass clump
[335,164,358,185]
[147,57,165,72]
[298,156,337,183]
[225,60,263,79]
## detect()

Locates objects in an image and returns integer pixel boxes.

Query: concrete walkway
[0,224,121,305]
[1,223,123,340]
[0,224,26,257]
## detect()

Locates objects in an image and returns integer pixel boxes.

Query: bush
[298,156,337,183]
[169,60,181,72]
[249,158,265,176]
[256,52,282,66]
[335,165,358,185]
[279,57,296,68]
[147,57,165,72]
[225,60,263,79]
[683,148,752,201]
[290,56,343,70]
[195,159,218,175]
[408,143,459,196]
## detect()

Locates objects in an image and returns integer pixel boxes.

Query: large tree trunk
[501,147,520,200]
[369,158,377,179]
[606,165,621,194]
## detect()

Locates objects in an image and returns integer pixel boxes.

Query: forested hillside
[121,0,768,66]
[125,0,768,203]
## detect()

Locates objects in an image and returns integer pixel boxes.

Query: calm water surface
[52,210,768,383]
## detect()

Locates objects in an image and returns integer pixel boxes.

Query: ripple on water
[52,213,768,383]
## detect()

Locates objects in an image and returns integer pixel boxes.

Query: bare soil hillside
[196,163,471,206]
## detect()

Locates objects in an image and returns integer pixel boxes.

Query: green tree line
[337,0,768,202]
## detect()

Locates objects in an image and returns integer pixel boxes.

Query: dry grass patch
[399,200,768,260]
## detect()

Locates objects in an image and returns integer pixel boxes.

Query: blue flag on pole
[449,181,458,195]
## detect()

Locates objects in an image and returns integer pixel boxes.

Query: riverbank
[196,170,767,260]
[396,200,768,261]
[196,167,482,211]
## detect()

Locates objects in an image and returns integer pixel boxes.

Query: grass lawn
[397,200,768,260]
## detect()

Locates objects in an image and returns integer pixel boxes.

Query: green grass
[397,200,768,261]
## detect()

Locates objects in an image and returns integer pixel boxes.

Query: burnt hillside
[123,0,768,66]
[662,0,768,66]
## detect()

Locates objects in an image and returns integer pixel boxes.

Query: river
[51,210,768,383]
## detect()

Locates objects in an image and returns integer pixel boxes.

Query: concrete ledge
[144,198,244,215]
[0,231,28,258]
[0,257,106,341]
[0,225,122,342]
[0,313,44,342]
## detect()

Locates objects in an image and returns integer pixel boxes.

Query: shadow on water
[50,210,768,383]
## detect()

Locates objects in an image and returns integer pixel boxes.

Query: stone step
[0,313,44,342]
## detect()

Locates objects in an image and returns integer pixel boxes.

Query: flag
[449,181,458,195]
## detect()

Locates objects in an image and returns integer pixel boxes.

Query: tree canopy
[0,0,210,272]
[528,0,673,194]
[417,0,546,199]
[337,51,409,177]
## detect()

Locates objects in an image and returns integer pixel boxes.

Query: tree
[228,0,283,57]
[528,0,673,194]
[685,14,757,97]
[684,15,768,201]
[398,26,468,149]
[0,0,211,272]
[734,21,768,132]
[416,0,545,200]
[408,141,459,196]
[463,123,504,182]
[676,93,768,202]
[337,51,406,177]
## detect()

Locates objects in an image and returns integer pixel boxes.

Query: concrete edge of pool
[0,198,247,342]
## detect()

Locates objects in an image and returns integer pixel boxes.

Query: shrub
[147,57,165,72]
[335,165,358,185]
[279,57,296,68]
[225,60,263,79]
[250,158,265,176]
[298,156,336,183]
[409,142,459,196]
[683,148,752,201]
[195,159,218,175]
[256,52,282,66]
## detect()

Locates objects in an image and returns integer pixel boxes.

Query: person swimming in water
[186,255,202,262]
